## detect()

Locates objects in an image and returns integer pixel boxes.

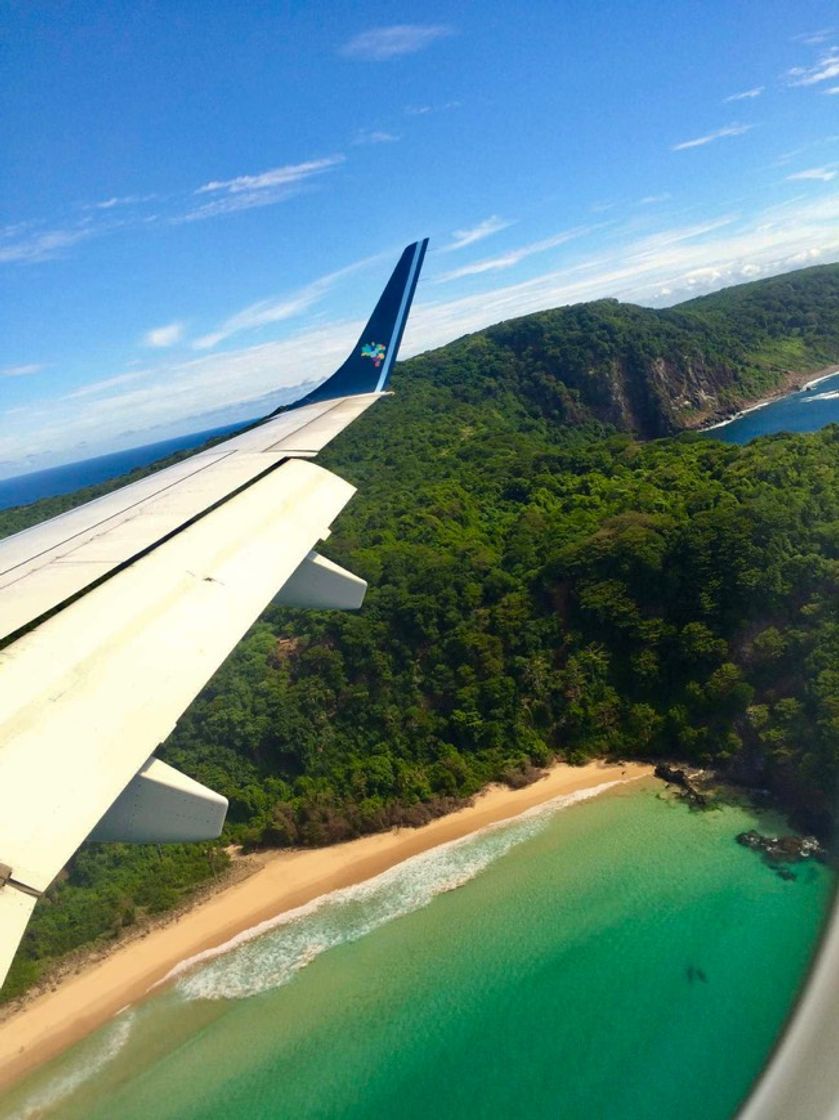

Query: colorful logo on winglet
[361,341,386,368]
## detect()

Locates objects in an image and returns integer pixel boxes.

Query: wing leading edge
[0,239,428,990]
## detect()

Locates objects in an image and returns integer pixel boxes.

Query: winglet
[289,238,428,408]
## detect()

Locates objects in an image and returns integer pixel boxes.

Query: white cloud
[826,85,839,94]
[639,193,672,205]
[0,363,44,378]
[786,167,837,181]
[0,226,95,264]
[64,370,150,399]
[178,188,302,222]
[352,129,399,145]
[787,49,839,86]
[339,24,453,60]
[195,157,344,196]
[193,290,323,351]
[436,227,594,282]
[724,86,764,102]
[441,216,514,252]
[85,194,157,211]
[6,194,839,471]
[794,29,835,47]
[671,123,753,151]
[192,253,381,350]
[405,100,460,116]
[143,321,185,348]
[179,156,345,223]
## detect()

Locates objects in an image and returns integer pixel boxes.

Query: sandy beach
[0,759,651,1093]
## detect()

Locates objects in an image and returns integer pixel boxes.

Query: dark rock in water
[736,829,827,866]
[654,763,708,807]
[776,867,797,882]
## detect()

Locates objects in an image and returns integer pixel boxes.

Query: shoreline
[0,759,651,1094]
[696,363,839,433]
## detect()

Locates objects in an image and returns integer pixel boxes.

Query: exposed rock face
[654,763,708,807]
[424,266,839,439]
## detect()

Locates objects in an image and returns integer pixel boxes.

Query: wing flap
[0,395,386,643]
[0,458,355,895]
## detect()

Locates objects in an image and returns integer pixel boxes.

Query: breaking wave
[5,1010,136,1120]
[170,780,623,1002]
[805,389,839,402]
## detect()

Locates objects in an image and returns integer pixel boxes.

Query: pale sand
[0,759,651,1092]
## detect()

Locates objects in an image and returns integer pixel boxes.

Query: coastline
[0,759,651,1094]
[694,363,839,433]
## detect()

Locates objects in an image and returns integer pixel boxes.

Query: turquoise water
[2,781,832,1120]
[709,370,839,444]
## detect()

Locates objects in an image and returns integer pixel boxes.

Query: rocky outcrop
[736,829,827,865]
[654,763,708,807]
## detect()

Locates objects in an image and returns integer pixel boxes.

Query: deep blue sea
[0,421,248,511]
[707,370,839,444]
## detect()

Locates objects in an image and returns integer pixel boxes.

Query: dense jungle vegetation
[2,263,838,999]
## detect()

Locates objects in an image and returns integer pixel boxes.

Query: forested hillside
[2,263,839,999]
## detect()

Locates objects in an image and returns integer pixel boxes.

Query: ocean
[0,422,247,511]
[707,370,839,444]
[1,782,832,1120]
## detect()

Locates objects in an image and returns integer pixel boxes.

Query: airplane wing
[0,238,428,989]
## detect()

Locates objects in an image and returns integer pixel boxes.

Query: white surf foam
[169,779,623,1002]
[5,1009,135,1120]
[805,389,839,403]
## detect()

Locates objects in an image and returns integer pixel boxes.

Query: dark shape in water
[654,763,708,808]
[736,830,826,865]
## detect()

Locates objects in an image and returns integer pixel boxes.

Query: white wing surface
[0,238,428,989]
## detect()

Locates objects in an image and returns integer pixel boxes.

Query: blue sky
[2,1,838,477]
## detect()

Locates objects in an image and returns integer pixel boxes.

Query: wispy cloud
[192,253,380,350]
[672,123,753,151]
[787,48,839,86]
[193,289,324,351]
[826,85,839,95]
[404,101,460,116]
[436,227,592,282]
[0,225,96,264]
[143,321,185,348]
[0,363,44,378]
[794,29,834,47]
[441,216,514,253]
[352,129,399,145]
[195,157,343,196]
[339,24,453,61]
[638,193,671,205]
[85,194,157,211]
[180,156,345,222]
[786,166,837,181]
[724,86,764,102]
[7,194,839,471]
[2,155,346,262]
[64,370,150,400]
